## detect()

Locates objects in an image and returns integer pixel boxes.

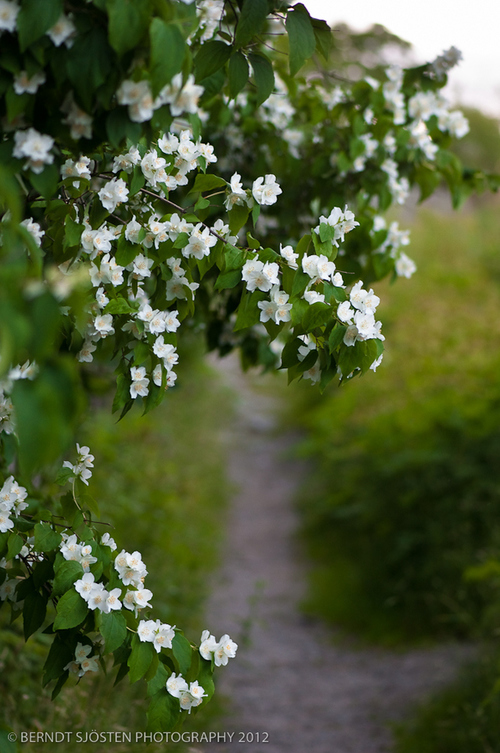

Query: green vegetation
[0,348,231,752]
[394,648,500,753]
[293,201,500,644]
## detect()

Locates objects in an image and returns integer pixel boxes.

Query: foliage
[0,348,230,751]
[0,0,496,734]
[293,206,500,643]
[394,648,500,753]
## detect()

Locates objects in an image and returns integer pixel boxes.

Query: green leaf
[194,40,232,83]
[172,632,192,675]
[67,28,113,112]
[130,165,145,196]
[34,523,62,553]
[147,662,169,697]
[147,690,180,734]
[29,163,60,199]
[51,671,69,700]
[23,590,47,640]
[128,635,155,683]
[100,611,127,654]
[6,533,24,561]
[286,5,316,77]
[328,323,347,352]
[312,17,333,61]
[234,290,262,331]
[116,235,140,267]
[215,269,241,290]
[106,0,150,56]
[63,215,84,249]
[249,53,275,106]
[228,51,249,99]
[149,19,186,98]
[303,301,331,331]
[54,589,88,630]
[280,337,301,368]
[228,202,250,235]
[234,0,268,48]
[106,108,142,149]
[197,657,215,701]
[104,298,134,315]
[191,173,227,193]
[17,0,63,50]
[43,634,75,684]
[52,560,84,597]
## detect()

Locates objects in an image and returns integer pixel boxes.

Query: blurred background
[3,8,500,752]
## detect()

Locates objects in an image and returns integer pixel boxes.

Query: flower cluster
[137,619,176,653]
[0,476,28,533]
[337,282,383,346]
[60,535,98,572]
[64,643,99,678]
[62,444,95,486]
[199,630,238,667]
[166,673,207,713]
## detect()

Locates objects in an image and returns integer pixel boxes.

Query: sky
[302,0,500,118]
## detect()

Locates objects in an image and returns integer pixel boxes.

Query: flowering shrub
[0,0,496,734]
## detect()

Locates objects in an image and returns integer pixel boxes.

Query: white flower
[213,634,238,666]
[280,244,298,270]
[117,79,154,123]
[304,290,325,305]
[105,588,123,611]
[75,572,97,600]
[13,128,54,174]
[13,71,46,95]
[0,510,14,533]
[252,174,282,206]
[93,313,115,339]
[153,623,175,652]
[125,216,142,244]
[395,252,417,279]
[241,259,279,293]
[47,14,76,47]
[337,301,354,323]
[224,172,247,210]
[0,577,17,601]
[98,178,129,212]
[199,629,218,660]
[370,353,384,372]
[78,340,96,363]
[75,642,92,663]
[101,532,117,551]
[130,253,154,279]
[343,325,358,347]
[167,672,189,698]
[20,218,44,246]
[79,655,99,675]
[138,619,156,642]
[0,1,19,33]
[112,146,141,173]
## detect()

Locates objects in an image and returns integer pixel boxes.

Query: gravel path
[201,358,474,753]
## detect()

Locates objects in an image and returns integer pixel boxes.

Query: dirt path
[201,358,473,753]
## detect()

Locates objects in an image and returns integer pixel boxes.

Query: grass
[394,648,500,753]
[291,198,500,645]
[0,345,233,753]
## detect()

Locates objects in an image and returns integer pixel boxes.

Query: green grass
[292,201,500,645]
[0,347,232,752]
[394,648,500,753]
